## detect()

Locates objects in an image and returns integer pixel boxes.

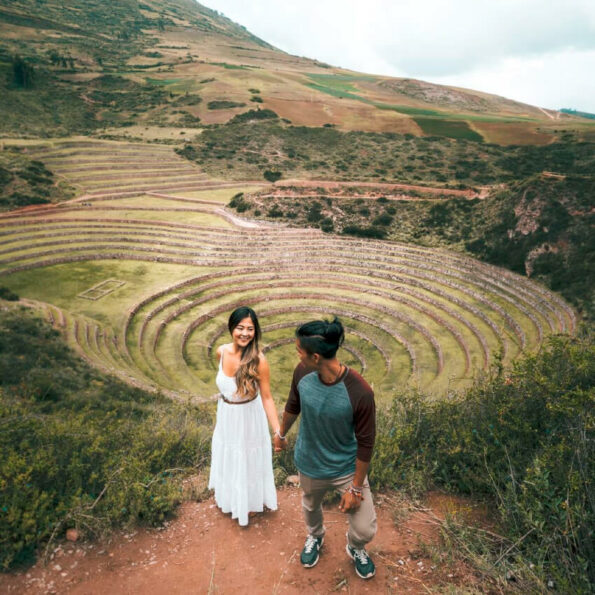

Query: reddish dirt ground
[274,179,484,198]
[0,488,480,594]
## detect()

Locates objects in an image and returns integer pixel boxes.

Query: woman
[208,306,279,526]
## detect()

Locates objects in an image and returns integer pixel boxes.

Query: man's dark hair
[296,316,344,359]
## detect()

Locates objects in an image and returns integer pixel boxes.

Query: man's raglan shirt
[285,363,376,479]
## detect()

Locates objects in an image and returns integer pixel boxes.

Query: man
[273,317,377,580]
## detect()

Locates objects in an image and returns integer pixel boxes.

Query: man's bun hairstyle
[296,316,345,359]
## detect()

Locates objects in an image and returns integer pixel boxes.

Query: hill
[1,0,594,143]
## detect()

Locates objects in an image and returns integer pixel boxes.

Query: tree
[263,170,282,183]
[12,55,35,88]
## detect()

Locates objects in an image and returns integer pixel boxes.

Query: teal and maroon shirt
[285,363,376,479]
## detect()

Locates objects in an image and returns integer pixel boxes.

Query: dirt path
[275,180,481,199]
[0,488,478,594]
[537,107,560,121]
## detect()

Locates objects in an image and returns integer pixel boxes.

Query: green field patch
[172,186,266,203]
[413,118,484,141]
[1,261,208,329]
[305,82,373,103]
[304,74,534,125]
[208,61,253,70]
[42,209,233,227]
[144,77,184,86]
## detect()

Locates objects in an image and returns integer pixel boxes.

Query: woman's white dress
[208,353,278,526]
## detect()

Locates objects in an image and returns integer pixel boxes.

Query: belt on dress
[219,393,259,405]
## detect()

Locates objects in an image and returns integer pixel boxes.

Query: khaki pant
[299,471,377,549]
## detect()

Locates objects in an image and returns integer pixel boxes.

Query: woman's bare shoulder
[216,343,229,361]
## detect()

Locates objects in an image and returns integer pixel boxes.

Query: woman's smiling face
[232,316,255,348]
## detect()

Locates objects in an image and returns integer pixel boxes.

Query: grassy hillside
[0,304,214,569]
[0,147,74,210]
[1,0,593,142]
[215,122,594,317]
[178,116,594,185]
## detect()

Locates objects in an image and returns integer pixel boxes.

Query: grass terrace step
[1,172,576,399]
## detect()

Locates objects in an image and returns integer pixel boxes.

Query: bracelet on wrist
[348,484,364,498]
[275,429,287,440]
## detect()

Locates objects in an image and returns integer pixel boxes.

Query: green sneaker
[300,534,324,568]
[346,543,376,579]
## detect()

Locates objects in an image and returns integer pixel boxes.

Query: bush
[372,334,595,591]
[0,309,212,569]
[263,170,282,183]
[307,204,323,223]
[267,206,283,218]
[207,100,245,110]
[373,213,394,226]
[228,192,250,212]
[320,217,334,232]
[0,287,19,301]
[342,225,387,239]
[228,109,278,125]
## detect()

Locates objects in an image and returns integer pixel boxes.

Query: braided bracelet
[348,485,364,498]
[274,429,287,440]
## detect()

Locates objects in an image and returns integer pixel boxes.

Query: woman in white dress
[208,306,281,525]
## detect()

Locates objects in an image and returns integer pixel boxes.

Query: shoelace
[352,547,369,565]
[304,535,318,553]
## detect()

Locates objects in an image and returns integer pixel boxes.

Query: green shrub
[373,213,394,226]
[228,109,278,125]
[0,308,213,569]
[342,225,387,239]
[320,217,334,232]
[228,192,250,212]
[0,287,18,301]
[372,333,595,591]
[263,170,282,182]
[267,206,283,218]
[207,100,245,110]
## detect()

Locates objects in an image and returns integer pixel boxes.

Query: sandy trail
[0,488,477,594]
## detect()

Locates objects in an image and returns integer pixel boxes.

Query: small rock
[286,475,300,486]
[66,529,79,542]
[547,580,555,589]
[53,565,61,572]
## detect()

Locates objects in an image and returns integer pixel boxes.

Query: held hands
[273,429,287,452]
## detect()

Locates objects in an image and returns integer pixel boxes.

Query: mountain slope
[1,0,593,142]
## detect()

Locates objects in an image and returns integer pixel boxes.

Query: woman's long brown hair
[228,307,262,398]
